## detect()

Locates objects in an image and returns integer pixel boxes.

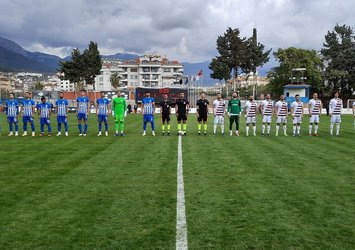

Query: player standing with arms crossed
[160,93,171,136]
[275,95,288,136]
[112,91,127,136]
[175,92,189,136]
[56,91,69,136]
[196,92,209,135]
[21,91,36,136]
[308,93,322,136]
[228,92,241,136]
[76,89,90,136]
[291,94,304,136]
[37,96,52,137]
[329,91,343,136]
[6,93,19,136]
[141,91,155,136]
[96,91,110,136]
[213,93,226,136]
[244,95,257,136]
[261,93,274,136]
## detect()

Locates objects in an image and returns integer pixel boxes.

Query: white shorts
[246,116,256,124]
[293,116,302,124]
[262,115,272,123]
[276,116,287,124]
[309,115,320,124]
[330,115,341,123]
[214,115,224,124]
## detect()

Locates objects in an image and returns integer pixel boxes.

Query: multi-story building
[94,55,184,91]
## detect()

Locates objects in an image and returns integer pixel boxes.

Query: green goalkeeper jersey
[112,97,126,115]
[228,98,241,116]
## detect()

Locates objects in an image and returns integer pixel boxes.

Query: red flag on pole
[197,70,203,76]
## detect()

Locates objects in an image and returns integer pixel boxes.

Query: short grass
[0,113,354,249]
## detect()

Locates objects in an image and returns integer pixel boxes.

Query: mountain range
[0,36,271,86]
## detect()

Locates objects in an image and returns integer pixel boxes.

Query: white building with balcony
[94,55,184,91]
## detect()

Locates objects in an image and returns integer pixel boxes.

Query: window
[130,68,138,72]
[163,68,171,72]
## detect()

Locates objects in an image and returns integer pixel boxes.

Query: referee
[160,93,171,135]
[175,92,189,135]
[196,92,209,135]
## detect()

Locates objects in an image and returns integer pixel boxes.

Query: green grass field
[0,113,354,249]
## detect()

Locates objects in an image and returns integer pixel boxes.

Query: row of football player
[2,90,355,137]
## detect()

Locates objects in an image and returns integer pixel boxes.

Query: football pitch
[0,113,354,249]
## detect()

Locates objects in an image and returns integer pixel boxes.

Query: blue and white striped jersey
[96,98,110,115]
[22,99,35,117]
[77,96,90,114]
[142,97,155,115]
[37,103,51,118]
[56,99,68,116]
[6,99,19,117]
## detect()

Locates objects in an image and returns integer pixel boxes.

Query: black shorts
[177,113,187,122]
[197,112,208,122]
[162,113,170,123]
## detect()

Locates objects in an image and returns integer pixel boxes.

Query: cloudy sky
[0,0,354,63]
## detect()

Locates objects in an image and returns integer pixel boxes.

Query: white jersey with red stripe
[291,101,303,117]
[329,98,343,115]
[245,101,257,117]
[261,100,274,116]
[309,99,322,115]
[275,100,287,116]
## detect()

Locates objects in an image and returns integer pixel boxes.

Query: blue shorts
[144,114,154,123]
[98,115,108,123]
[57,116,67,123]
[40,118,51,125]
[77,113,88,121]
[23,116,34,123]
[7,117,18,123]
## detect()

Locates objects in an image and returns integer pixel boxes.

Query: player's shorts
[57,116,67,123]
[246,116,256,124]
[162,113,170,123]
[276,116,287,124]
[98,115,108,123]
[77,113,88,121]
[40,118,51,125]
[23,116,34,124]
[197,112,208,122]
[177,113,187,122]
[309,115,320,124]
[115,113,125,123]
[214,115,224,124]
[331,114,341,123]
[262,115,272,123]
[144,114,154,123]
[7,117,18,123]
[293,116,302,124]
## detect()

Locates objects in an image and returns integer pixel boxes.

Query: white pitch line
[176,135,188,250]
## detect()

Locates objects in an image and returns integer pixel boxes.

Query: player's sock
[115,121,119,132]
[143,122,147,131]
[48,124,52,134]
[151,121,155,131]
[293,125,296,134]
[31,122,35,132]
[283,125,287,134]
[276,125,280,135]
[167,124,170,132]
[162,124,165,132]
[204,124,207,132]
[9,123,13,132]
[198,123,202,131]
[182,124,186,133]
[98,123,102,132]
[309,125,312,134]
[23,123,27,132]
[262,124,265,134]
[315,125,318,134]
[177,124,181,132]
[120,122,124,132]
[78,124,82,133]
[213,123,217,133]
[297,126,301,134]
[41,124,44,133]
[253,126,256,135]
[105,122,108,132]
[84,124,88,134]
[336,123,340,135]
[267,125,271,134]
[330,123,334,134]
[246,126,249,135]
[58,123,61,132]
[221,126,225,134]
[15,123,18,132]
[64,122,68,132]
